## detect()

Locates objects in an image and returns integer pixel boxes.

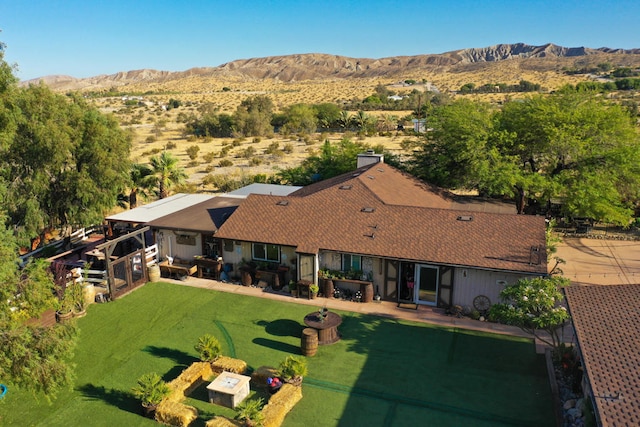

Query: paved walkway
[164,275,572,350]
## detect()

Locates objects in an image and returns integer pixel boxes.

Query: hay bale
[211,356,247,374]
[251,366,278,389]
[261,384,303,427]
[205,416,243,427]
[168,361,214,401]
[155,400,198,427]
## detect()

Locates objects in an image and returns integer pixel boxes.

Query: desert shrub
[264,141,280,154]
[249,157,263,166]
[252,137,261,144]
[165,141,177,149]
[282,143,294,154]
[186,135,197,142]
[188,160,199,167]
[219,159,233,167]
[220,146,231,157]
[242,146,256,159]
[186,145,200,160]
[145,135,157,143]
[203,152,217,163]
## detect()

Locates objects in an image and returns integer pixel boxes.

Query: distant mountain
[23,43,640,91]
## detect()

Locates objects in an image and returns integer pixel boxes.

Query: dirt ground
[553,237,640,286]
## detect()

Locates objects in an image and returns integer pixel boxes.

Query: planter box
[332,279,374,302]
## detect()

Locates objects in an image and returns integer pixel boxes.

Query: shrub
[194,334,222,362]
[165,141,177,149]
[219,159,233,167]
[249,157,263,166]
[131,373,171,407]
[235,398,264,426]
[186,145,200,160]
[145,135,157,143]
[278,356,307,384]
[282,143,294,154]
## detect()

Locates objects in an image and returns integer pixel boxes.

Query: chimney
[357,150,384,168]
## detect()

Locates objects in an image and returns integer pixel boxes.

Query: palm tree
[128,163,154,209]
[148,151,187,199]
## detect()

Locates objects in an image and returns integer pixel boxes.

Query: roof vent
[457,215,473,221]
[367,175,375,180]
[276,200,289,206]
[339,185,352,190]
[352,173,361,177]
[361,207,375,213]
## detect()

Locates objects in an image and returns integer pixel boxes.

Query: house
[564,285,640,427]
[214,154,547,308]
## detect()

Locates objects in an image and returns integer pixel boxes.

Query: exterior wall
[318,250,380,286]
[452,267,539,308]
[220,240,298,281]
[156,229,202,261]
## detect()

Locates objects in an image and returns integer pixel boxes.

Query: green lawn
[0,282,554,426]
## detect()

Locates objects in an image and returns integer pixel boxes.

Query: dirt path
[553,237,640,285]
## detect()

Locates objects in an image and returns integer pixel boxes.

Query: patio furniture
[194,256,222,279]
[297,280,313,299]
[304,310,342,345]
[159,259,197,279]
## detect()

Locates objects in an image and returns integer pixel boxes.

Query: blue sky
[1,0,639,81]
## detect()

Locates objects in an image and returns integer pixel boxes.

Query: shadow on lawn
[252,337,301,355]
[77,383,139,415]
[257,319,304,337]
[144,345,199,366]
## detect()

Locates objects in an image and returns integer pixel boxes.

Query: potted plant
[69,282,87,318]
[194,334,221,363]
[288,280,297,298]
[309,284,319,299]
[56,292,74,322]
[235,398,264,427]
[278,355,307,386]
[131,372,171,417]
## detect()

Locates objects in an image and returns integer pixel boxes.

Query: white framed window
[252,243,280,262]
[342,254,362,272]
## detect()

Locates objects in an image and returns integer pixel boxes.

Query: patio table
[304,310,342,345]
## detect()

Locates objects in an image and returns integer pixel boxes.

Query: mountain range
[25,43,640,92]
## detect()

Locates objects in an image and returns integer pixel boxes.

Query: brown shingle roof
[564,285,640,427]
[216,164,546,274]
[146,196,242,233]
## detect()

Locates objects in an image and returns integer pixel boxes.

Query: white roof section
[225,183,302,198]
[106,193,214,224]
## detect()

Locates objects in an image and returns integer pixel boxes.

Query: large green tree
[411,92,640,224]
[276,138,374,185]
[234,95,274,137]
[0,82,132,245]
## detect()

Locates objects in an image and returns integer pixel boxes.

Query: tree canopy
[0,80,132,246]
[411,92,640,224]
[0,216,78,399]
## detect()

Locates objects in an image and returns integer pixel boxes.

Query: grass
[0,282,554,426]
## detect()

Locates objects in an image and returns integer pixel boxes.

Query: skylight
[457,215,473,221]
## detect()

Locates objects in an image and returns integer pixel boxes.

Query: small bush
[278,356,308,382]
[252,137,261,144]
[194,334,222,362]
[165,141,177,149]
[145,135,157,143]
[282,143,294,154]
[249,157,263,166]
[219,159,233,167]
